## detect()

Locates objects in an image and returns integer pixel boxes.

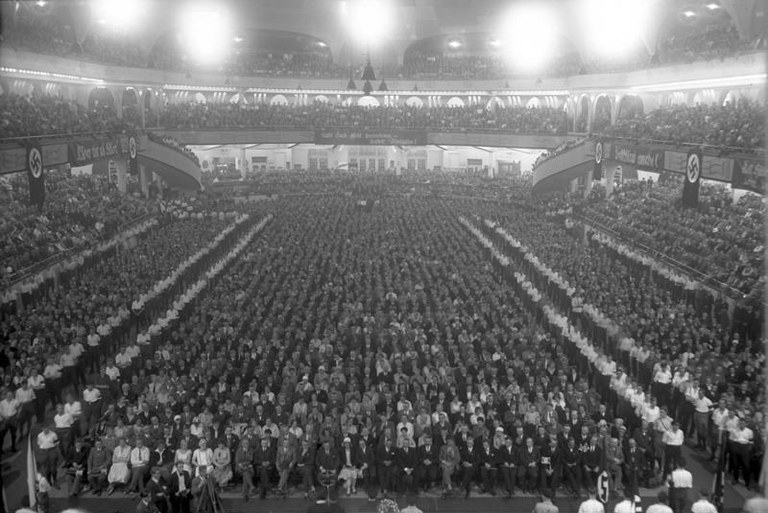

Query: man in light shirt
[577,487,604,513]
[662,421,685,476]
[0,389,20,453]
[37,424,61,488]
[43,355,63,407]
[28,367,47,424]
[710,398,729,461]
[690,490,718,513]
[82,382,103,433]
[691,389,713,450]
[128,437,151,496]
[667,458,692,513]
[646,490,674,513]
[729,418,754,488]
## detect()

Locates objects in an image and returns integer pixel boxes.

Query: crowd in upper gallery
[1,5,763,80]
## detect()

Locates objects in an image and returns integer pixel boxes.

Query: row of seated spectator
[159,103,569,134]
[0,93,128,139]
[578,179,764,297]
[599,99,766,152]
[653,23,753,66]
[147,133,200,167]
[480,195,763,428]
[0,171,153,286]
[0,185,761,508]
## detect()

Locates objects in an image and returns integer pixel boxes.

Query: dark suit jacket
[499,445,518,467]
[377,444,397,468]
[315,448,340,472]
[396,446,419,471]
[354,444,375,469]
[518,446,540,469]
[623,448,645,473]
[254,444,277,470]
[145,478,167,505]
[582,446,602,470]
[459,445,482,469]
[168,470,192,496]
[418,444,439,467]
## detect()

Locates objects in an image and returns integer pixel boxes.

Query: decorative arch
[229,93,246,105]
[405,96,424,108]
[358,96,380,107]
[270,94,289,106]
[592,94,613,131]
[89,87,116,111]
[122,87,139,117]
[617,94,643,119]
[486,96,505,110]
[525,97,542,109]
[446,96,465,108]
[193,92,207,104]
[721,90,738,106]
[692,89,716,106]
[314,95,330,103]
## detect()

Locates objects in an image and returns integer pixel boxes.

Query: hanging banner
[314,129,427,146]
[126,135,139,175]
[682,151,701,208]
[68,137,123,166]
[593,140,604,180]
[27,144,45,209]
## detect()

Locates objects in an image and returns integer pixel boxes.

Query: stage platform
[50,486,668,513]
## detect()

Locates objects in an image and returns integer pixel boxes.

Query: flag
[631,494,642,513]
[128,135,139,176]
[26,433,37,508]
[26,144,45,210]
[597,470,610,503]
[711,430,727,511]
[593,140,604,181]
[682,150,701,208]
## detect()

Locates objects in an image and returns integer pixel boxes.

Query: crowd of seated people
[654,23,752,66]
[402,52,507,80]
[159,103,569,134]
[0,178,760,513]
[579,179,764,297]
[0,94,128,139]
[0,171,153,285]
[600,99,766,152]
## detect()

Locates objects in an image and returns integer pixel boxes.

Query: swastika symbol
[686,153,700,183]
[28,148,42,179]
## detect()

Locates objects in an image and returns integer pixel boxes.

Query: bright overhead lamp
[342,0,394,49]
[705,3,720,10]
[91,0,148,30]
[35,1,47,6]
[233,36,244,42]
[179,4,233,66]
[317,41,328,47]
[682,10,696,17]
[579,0,657,59]
[447,39,462,49]
[498,2,559,73]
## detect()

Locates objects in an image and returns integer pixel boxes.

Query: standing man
[578,487,605,513]
[667,458,693,513]
[169,461,192,513]
[534,489,560,513]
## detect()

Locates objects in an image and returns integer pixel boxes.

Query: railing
[591,133,766,159]
[574,211,752,303]
[1,211,154,291]
[152,125,571,136]
[0,128,139,147]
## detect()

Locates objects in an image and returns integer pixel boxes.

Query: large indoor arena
[0,1,765,513]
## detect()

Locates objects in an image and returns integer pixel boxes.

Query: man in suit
[499,435,518,497]
[168,461,192,513]
[145,466,169,513]
[459,437,481,497]
[623,437,646,497]
[582,434,602,489]
[562,437,582,498]
[234,439,255,501]
[377,437,397,496]
[417,436,439,492]
[354,436,376,500]
[632,421,654,486]
[479,438,499,495]
[539,437,564,496]
[518,436,540,493]
[254,436,276,499]
[295,439,316,499]
[397,439,419,494]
